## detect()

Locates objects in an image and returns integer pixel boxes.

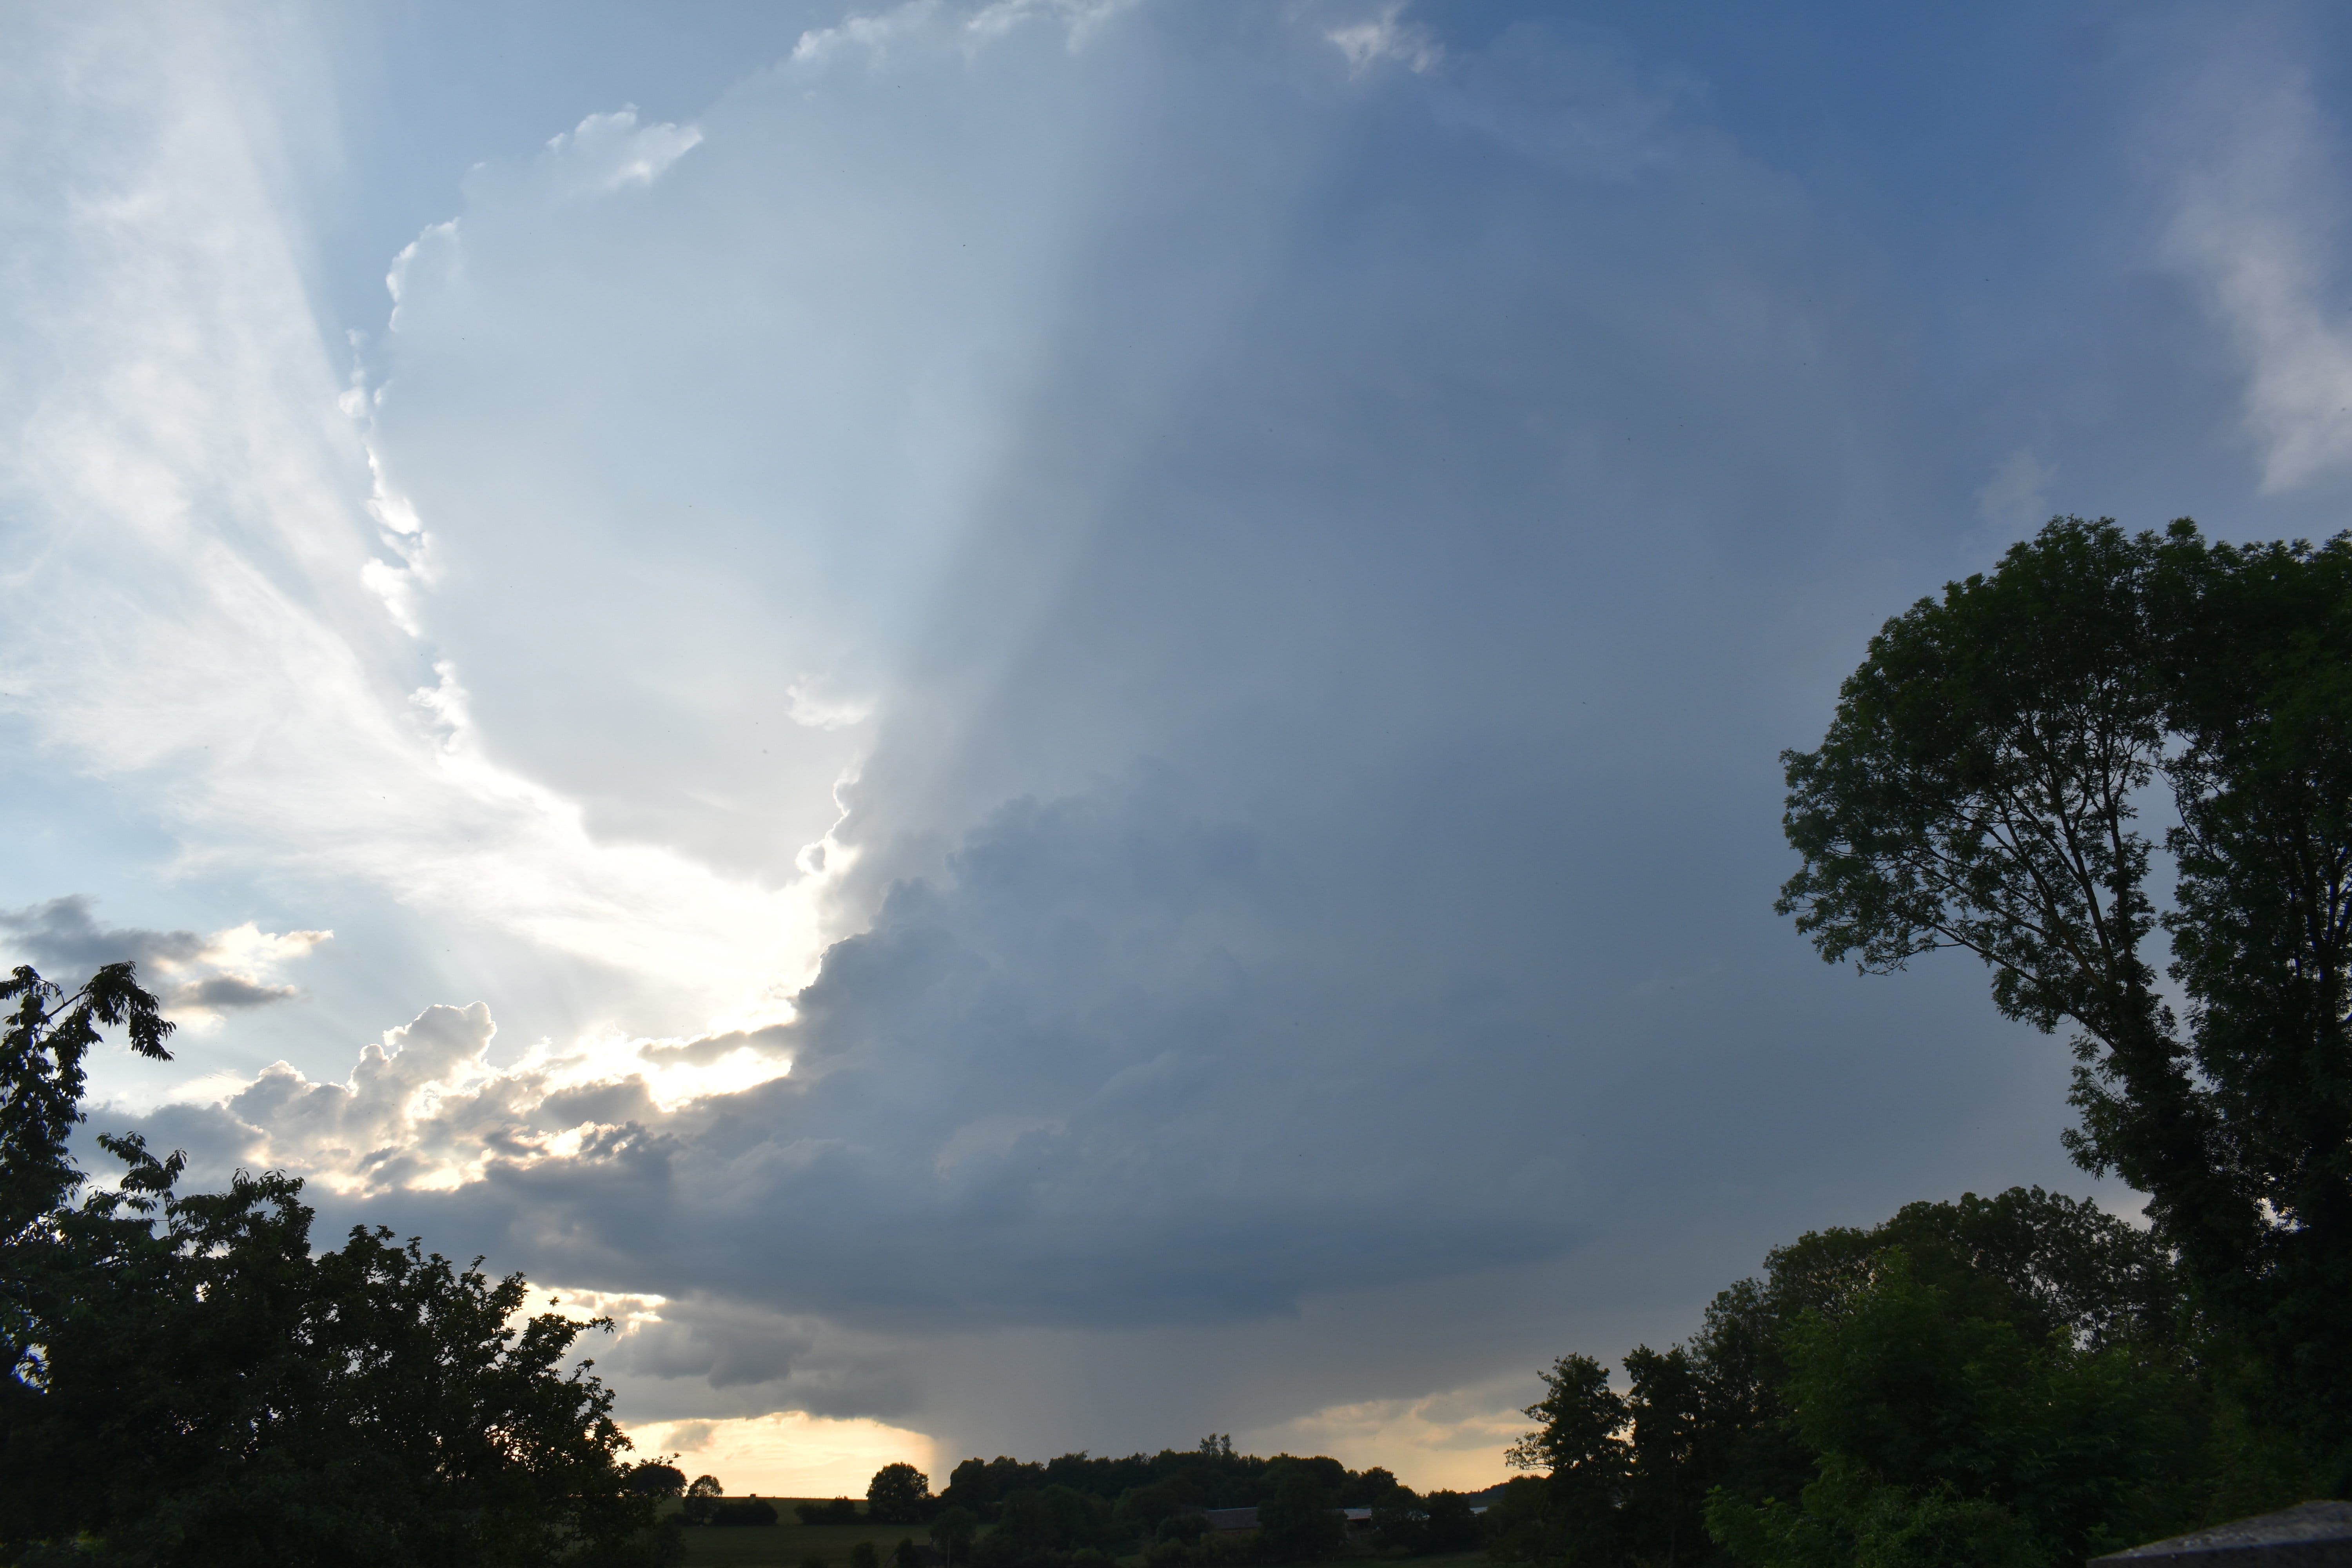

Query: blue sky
[5,0,2351,1491]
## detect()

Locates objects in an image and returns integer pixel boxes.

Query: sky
[6,0,2352,1495]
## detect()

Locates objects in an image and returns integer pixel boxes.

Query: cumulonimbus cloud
[36,0,2145,1486]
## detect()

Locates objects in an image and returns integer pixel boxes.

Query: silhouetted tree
[0,962,676,1566]
[1506,1353,1628,1560]
[800,1497,865,1524]
[1781,516,2352,1471]
[870,1461,934,1524]
[627,1462,687,1497]
[971,1486,1114,1568]
[1416,1492,1480,1555]
[1254,1459,1343,1563]
[1506,1186,2299,1566]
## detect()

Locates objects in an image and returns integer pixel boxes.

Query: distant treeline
[939,1441,1401,1516]
[797,1441,1489,1568]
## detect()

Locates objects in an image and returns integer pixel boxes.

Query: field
[664,1510,1489,1568]
[665,1502,913,1568]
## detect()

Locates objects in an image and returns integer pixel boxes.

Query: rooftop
[2088,1502,2352,1567]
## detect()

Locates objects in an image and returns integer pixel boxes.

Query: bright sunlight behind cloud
[12,0,2352,1495]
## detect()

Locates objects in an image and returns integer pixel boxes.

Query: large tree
[1778,517,2352,1474]
[868,1461,934,1526]
[1503,1186,2245,1568]
[1504,1353,1630,1563]
[0,963,675,1565]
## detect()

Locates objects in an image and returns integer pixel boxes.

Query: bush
[627,1463,687,1497]
[1142,1533,1243,1568]
[971,1486,1117,1568]
[1417,1492,1481,1555]
[931,1504,980,1565]
[800,1498,865,1524]
[1254,1461,1343,1563]
[1157,1513,1208,1544]
[678,1474,776,1528]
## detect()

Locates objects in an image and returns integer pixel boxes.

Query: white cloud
[966,0,1138,51]
[542,107,704,195]
[788,677,877,731]
[1326,4,1443,78]
[791,1,944,67]
[0,15,844,1031]
[2161,44,2352,492]
[384,218,460,330]
[793,0,1132,68]
[203,920,334,971]
[186,996,792,1195]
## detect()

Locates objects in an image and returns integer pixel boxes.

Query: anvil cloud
[7,0,2352,1490]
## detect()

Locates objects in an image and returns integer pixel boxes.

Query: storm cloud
[13,0,2352,1488]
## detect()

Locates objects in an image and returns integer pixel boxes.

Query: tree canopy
[0,963,676,1566]
[869,1462,933,1525]
[1779,516,2352,1475]
[927,1441,1450,1568]
[1501,1187,2298,1568]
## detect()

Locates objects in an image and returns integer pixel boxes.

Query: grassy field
[663,1502,942,1568]
[662,1509,1491,1568]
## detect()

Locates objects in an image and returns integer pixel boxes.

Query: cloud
[790,1,944,67]
[0,895,211,975]
[167,779,1580,1312]
[791,0,1132,68]
[966,0,1138,52]
[166,996,790,1196]
[0,896,325,1022]
[1326,4,1443,77]
[638,1025,791,1069]
[35,0,2152,1483]
[1241,1379,1533,1490]
[2158,27,2352,492]
[788,677,878,732]
[167,975,303,1011]
[541,107,704,196]
[0,8,845,1036]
